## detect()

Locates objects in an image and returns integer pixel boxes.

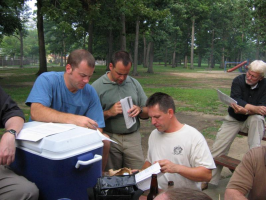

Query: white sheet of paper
[217,89,237,106]
[16,123,76,142]
[135,162,162,191]
[95,129,118,144]
[120,96,136,129]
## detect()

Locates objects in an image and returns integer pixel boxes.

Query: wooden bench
[214,131,266,172]
[214,155,241,172]
[238,131,266,141]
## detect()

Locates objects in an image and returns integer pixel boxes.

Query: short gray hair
[248,60,266,77]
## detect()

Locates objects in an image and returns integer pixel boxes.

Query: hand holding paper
[135,162,162,191]
[120,96,136,129]
[217,89,237,106]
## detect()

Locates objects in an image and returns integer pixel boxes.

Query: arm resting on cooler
[30,103,98,128]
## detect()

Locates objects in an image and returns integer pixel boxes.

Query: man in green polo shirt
[92,50,148,171]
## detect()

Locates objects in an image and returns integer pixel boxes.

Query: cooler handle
[75,154,102,169]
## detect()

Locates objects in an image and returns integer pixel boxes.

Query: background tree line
[1,0,266,75]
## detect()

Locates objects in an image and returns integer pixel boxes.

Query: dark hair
[111,50,132,67]
[67,49,95,69]
[156,188,212,200]
[146,92,175,113]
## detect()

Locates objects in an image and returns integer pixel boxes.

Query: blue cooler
[10,122,103,200]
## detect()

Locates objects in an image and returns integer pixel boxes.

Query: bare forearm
[175,165,212,182]
[30,103,99,129]
[5,116,24,134]
[245,104,266,115]
[31,103,76,124]
[225,189,247,200]
[141,161,151,170]
[103,110,112,120]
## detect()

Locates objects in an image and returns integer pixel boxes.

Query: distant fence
[0,58,38,66]
[0,58,104,67]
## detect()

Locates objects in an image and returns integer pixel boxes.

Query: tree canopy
[1,0,266,74]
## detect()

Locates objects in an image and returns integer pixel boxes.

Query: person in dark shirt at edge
[0,86,39,199]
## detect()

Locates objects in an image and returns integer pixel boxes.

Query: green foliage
[0,0,24,40]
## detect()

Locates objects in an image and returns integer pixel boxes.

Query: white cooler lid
[16,122,103,160]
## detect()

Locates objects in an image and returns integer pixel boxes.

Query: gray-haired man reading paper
[204,60,266,188]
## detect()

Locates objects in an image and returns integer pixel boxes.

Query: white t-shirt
[147,124,216,190]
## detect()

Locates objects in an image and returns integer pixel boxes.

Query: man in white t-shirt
[142,92,216,190]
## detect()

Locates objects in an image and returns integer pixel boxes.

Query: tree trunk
[210,30,214,68]
[60,51,63,67]
[184,55,188,68]
[220,46,225,69]
[106,29,113,71]
[164,47,167,67]
[121,13,126,51]
[88,21,93,54]
[256,37,260,59]
[172,51,176,68]
[133,17,140,76]
[63,39,66,66]
[83,31,86,49]
[190,17,195,69]
[198,54,202,67]
[36,0,47,76]
[143,35,147,68]
[145,42,151,68]
[147,41,154,73]
[19,30,23,68]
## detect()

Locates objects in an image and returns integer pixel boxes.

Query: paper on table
[120,96,136,129]
[217,89,237,106]
[16,123,76,142]
[135,162,162,191]
[95,129,118,144]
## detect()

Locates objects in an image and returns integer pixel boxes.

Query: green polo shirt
[92,72,147,134]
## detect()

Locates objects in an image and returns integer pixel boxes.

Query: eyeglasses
[246,71,261,80]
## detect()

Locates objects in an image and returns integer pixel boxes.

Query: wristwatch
[139,107,143,114]
[5,129,17,138]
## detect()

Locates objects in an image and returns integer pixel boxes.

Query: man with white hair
[207,60,266,187]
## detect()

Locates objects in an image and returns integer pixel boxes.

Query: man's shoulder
[38,71,63,81]
[233,73,245,81]
[248,146,266,157]
[91,74,107,87]
[127,76,140,84]
[183,124,201,134]
[82,84,96,93]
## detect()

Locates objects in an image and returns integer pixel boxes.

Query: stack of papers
[135,162,161,191]
[120,96,136,129]
[16,123,76,142]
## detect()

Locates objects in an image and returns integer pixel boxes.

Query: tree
[36,0,47,75]
[13,3,30,68]
[0,0,23,41]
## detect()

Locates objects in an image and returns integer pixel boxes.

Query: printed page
[16,123,76,142]
[135,162,161,191]
[217,89,237,106]
[95,129,118,144]
[120,96,136,129]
